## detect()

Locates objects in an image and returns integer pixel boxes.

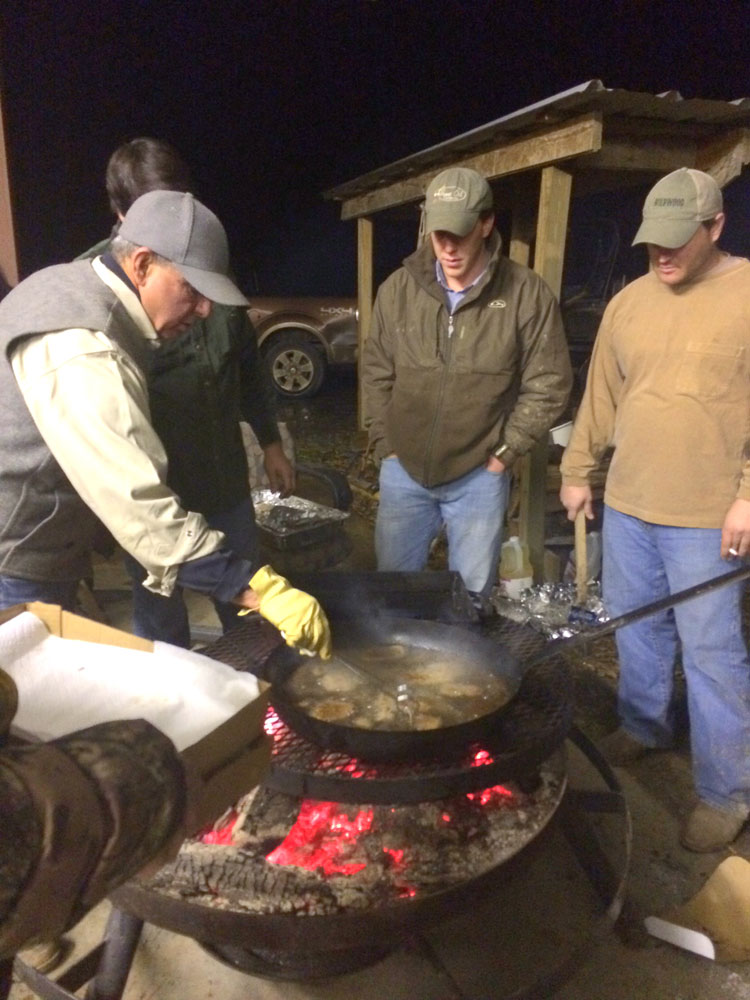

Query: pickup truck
[248,297,358,398]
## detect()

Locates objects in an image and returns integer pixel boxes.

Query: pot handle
[257,642,305,686]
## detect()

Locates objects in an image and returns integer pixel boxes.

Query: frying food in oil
[306,698,355,722]
[284,642,510,732]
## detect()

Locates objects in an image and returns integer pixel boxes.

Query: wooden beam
[356,216,374,430]
[0,79,19,287]
[518,166,573,581]
[696,129,750,188]
[581,136,697,173]
[339,114,602,221]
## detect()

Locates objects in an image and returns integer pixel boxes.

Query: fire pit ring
[14,729,630,1000]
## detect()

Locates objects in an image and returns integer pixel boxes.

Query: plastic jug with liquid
[499,536,533,600]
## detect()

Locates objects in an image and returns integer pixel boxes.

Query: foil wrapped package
[491,581,609,639]
[252,489,349,537]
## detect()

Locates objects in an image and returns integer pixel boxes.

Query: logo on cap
[432,184,468,204]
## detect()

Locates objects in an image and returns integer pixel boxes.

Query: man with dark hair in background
[80,138,295,646]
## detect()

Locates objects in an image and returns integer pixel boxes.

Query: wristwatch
[492,443,514,464]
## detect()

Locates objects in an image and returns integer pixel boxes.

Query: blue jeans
[0,576,79,611]
[126,498,259,647]
[602,505,750,814]
[375,457,509,597]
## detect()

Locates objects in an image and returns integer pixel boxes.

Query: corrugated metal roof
[325,80,750,201]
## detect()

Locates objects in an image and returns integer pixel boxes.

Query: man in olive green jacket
[363,167,571,601]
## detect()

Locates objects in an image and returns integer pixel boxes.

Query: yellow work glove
[248,565,332,659]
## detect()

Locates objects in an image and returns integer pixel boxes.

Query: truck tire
[263,330,327,398]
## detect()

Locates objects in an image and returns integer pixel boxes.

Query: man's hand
[721,498,750,558]
[263,441,295,496]
[486,455,506,474]
[560,484,595,521]
[246,565,332,658]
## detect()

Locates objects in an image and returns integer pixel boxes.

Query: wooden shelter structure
[0,84,19,289]
[325,79,750,579]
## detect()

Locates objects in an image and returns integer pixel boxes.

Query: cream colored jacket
[10,258,223,594]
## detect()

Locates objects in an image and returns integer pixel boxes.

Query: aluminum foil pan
[252,489,349,537]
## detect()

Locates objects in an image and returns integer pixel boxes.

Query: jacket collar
[403,229,505,305]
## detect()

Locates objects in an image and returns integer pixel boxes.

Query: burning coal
[144,748,565,918]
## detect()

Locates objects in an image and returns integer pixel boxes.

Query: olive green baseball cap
[632,168,723,249]
[424,167,494,236]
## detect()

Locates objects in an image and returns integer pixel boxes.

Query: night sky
[3,0,750,294]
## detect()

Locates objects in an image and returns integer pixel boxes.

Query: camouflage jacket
[0,667,185,958]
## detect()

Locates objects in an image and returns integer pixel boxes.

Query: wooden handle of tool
[575,509,588,604]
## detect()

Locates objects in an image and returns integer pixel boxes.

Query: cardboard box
[0,602,271,827]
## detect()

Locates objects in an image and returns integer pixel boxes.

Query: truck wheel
[264,331,327,398]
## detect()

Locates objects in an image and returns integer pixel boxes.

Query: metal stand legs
[13,908,144,1000]
[84,909,143,1000]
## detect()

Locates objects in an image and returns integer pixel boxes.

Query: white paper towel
[0,612,260,750]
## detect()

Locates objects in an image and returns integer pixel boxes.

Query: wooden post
[356,216,374,430]
[507,173,536,547]
[520,165,572,581]
[0,77,19,287]
[507,173,537,268]
[534,165,572,297]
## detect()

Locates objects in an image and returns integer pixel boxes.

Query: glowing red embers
[200,809,238,845]
[264,708,284,737]
[332,757,369,779]
[466,784,515,807]
[465,749,516,802]
[267,800,374,875]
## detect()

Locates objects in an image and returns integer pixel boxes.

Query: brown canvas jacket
[362,231,572,487]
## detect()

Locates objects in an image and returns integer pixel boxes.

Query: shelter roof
[325,80,750,219]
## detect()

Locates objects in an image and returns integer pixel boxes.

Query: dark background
[3,0,750,295]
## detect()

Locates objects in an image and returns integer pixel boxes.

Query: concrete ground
[9,370,750,999]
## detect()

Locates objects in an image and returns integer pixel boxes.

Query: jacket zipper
[424,305,455,482]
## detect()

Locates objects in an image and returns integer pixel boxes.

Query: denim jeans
[0,576,79,612]
[126,498,259,647]
[375,457,509,597]
[602,505,750,814]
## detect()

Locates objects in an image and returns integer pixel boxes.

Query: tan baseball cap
[424,167,494,237]
[632,168,723,249]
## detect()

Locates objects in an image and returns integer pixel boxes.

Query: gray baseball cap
[119,190,249,306]
[424,167,494,236]
[632,168,723,249]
